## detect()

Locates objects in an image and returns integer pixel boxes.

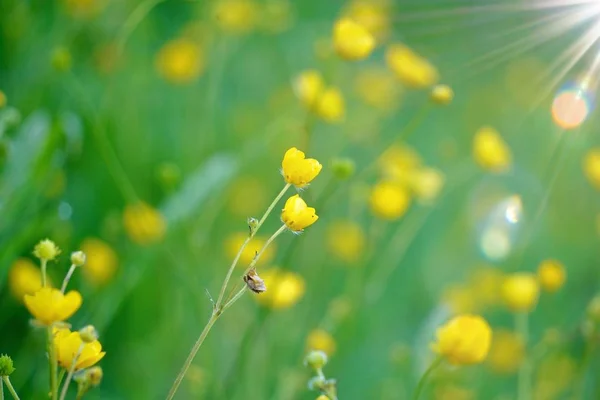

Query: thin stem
[223,287,247,312]
[59,345,84,400]
[243,224,287,276]
[2,377,19,400]
[47,326,58,400]
[215,183,291,308]
[412,356,443,400]
[1,379,4,400]
[516,312,531,400]
[60,264,77,293]
[41,259,47,287]
[116,0,165,55]
[166,312,219,400]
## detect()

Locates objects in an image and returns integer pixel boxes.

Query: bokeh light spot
[551,84,594,130]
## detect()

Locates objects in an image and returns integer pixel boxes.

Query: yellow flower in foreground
[486,329,524,374]
[583,148,600,189]
[54,328,105,370]
[80,238,118,286]
[294,70,325,109]
[213,0,258,34]
[537,259,566,293]
[281,195,318,231]
[370,181,411,220]
[225,232,275,267]
[431,314,492,365]
[24,288,82,326]
[326,220,366,263]
[315,87,345,123]
[333,18,375,61]
[155,38,204,84]
[255,269,305,309]
[123,202,166,245]
[408,167,445,203]
[8,258,44,301]
[306,329,337,355]
[473,126,511,172]
[386,44,438,88]
[431,84,454,105]
[501,273,539,312]
[281,147,322,188]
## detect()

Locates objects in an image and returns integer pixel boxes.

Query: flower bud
[0,354,15,376]
[33,239,61,261]
[331,158,355,180]
[307,375,326,391]
[304,350,328,370]
[87,366,103,386]
[71,251,86,267]
[430,84,454,105]
[79,325,99,343]
[247,217,259,235]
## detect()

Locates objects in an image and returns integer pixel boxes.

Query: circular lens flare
[551,82,594,130]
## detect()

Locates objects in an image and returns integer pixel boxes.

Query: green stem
[59,345,84,400]
[2,377,19,400]
[47,326,58,400]
[1,378,4,400]
[412,356,443,400]
[516,312,531,400]
[116,0,165,55]
[60,264,77,293]
[41,259,47,287]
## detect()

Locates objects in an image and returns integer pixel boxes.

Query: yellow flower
[431,84,454,105]
[333,18,375,61]
[326,220,366,263]
[501,273,539,312]
[344,1,391,42]
[123,202,166,245]
[314,87,345,123]
[473,126,511,172]
[155,38,204,84]
[281,147,322,188]
[537,259,566,293]
[24,288,82,326]
[370,181,411,220]
[80,238,118,286]
[306,329,337,355]
[408,167,445,203]
[213,0,258,34]
[224,232,275,267]
[354,67,401,111]
[293,70,325,109]
[386,44,438,88]
[8,258,44,301]
[583,148,600,189]
[486,329,524,374]
[255,269,305,309]
[54,328,105,370]
[33,238,61,261]
[281,194,318,231]
[431,314,492,366]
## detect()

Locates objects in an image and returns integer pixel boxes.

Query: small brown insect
[243,268,267,293]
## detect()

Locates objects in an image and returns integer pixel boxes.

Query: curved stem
[41,259,47,288]
[60,264,77,293]
[59,345,84,400]
[2,377,19,400]
[412,356,443,400]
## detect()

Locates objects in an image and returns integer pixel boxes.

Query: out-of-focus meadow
[1,0,600,399]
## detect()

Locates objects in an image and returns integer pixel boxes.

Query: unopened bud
[87,366,103,386]
[33,239,61,261]
[304,350,328,370]
[307,375,326,391]
[0,354,15,376]
[331,158,355,180]
[79,325,99,343]
[71,251,86,266]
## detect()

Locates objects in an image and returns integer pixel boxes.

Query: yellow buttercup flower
[486,329,524,374]
[314,87,345,123]
[155,38,204,84]
[306,329,337,355]
[281,147,322,188]
[344,1,391,42]
[24,288,82,326]
[326,220,366,263]
[408,167,445,203]
[54,328,105,370]
[431,314,492,366]
[281,194,318,231]
[8,258,44,301]
[213,0,258,34]
[431,84,454,105]
[501,273,539,312]
[354,67,401,111]
[255,269,305,309]
[473,126,511,172]
[123,202,166,245]
[80,238,118,286]
[294,70,325,109]
[370,181,411,220]
[224,232,275,267]
[583,148,600,189]
[386,44,438,89]
[537,259,566,293]
[333,18,375,61]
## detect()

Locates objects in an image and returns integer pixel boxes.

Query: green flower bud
[0,354,15,376]
[71,251,86,267]
[87,366,103,386]
[304,350,328,370]
[331,158,355,180]
[307,375,326,391]
[33,239,61,261]
[79,325,99,343]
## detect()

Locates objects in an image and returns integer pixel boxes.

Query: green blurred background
[1,0,600,399]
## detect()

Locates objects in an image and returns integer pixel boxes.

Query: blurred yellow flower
[533,354,577,400]
[378,144,422,183]
[54,328,105,370]
[281,194,318,231]
[583,148,600,189]
[344,0,391,42]
[225,232,275,267]
[294,70,325,110]
[155,38,204,84]
[8,258,44,301]
[80,238,118,286]
[315,87,345,123]
[24,288,82,326]
[431,314,492,365]
[386,44,438,89]
[326,220,366,263]
[255,269,305,309]
[213,0,258,34]
[486,329,524,374]
[0,90,6,108]
[537,259,566,293]
[123,202,166,245]
[501,273,539,312]
[354,67,401,111]
[306,329,337,355]
[469,267,504,309]
[370,181,411,220]
[431,84,454,105]
[281,147,322,188]
[333,18,375,61]
[408,167,445,203]
[473,126,511,172]
[258,0,294,33]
